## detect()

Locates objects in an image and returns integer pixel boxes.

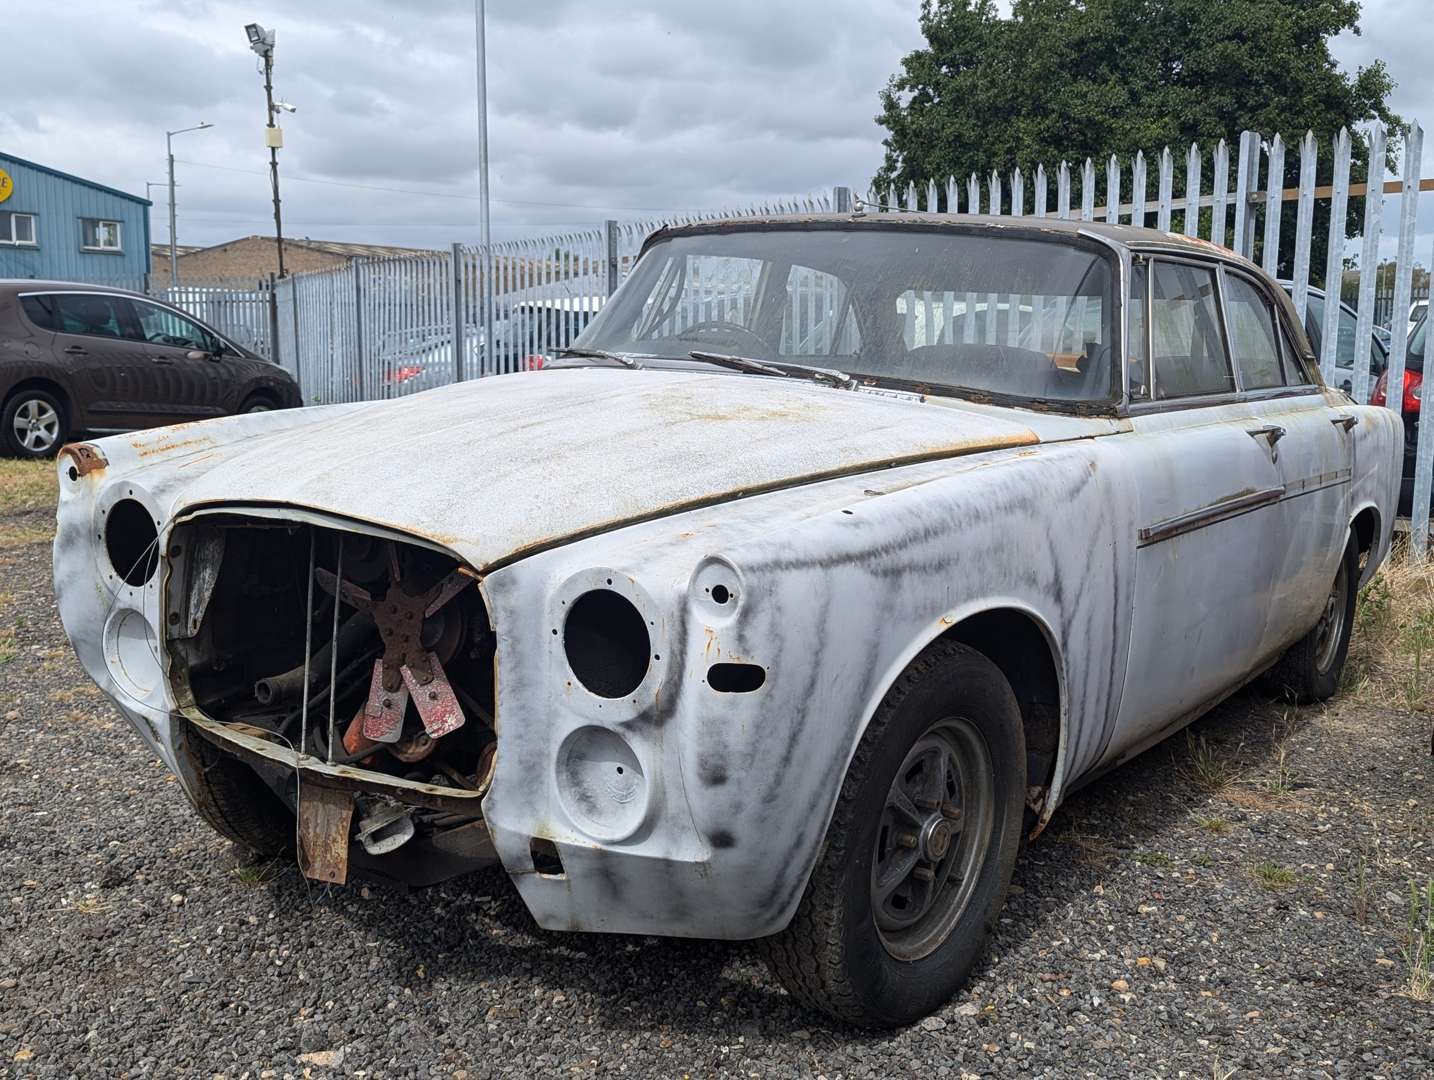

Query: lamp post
[473,0,493,376]
[245,23,289,278]
[165,123,213,286]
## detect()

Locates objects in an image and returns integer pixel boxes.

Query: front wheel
[3,389,68,458]
[1265,536,1358,703]
[761,641,1026,1028]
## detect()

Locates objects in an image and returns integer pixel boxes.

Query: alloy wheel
[12,399,60,453]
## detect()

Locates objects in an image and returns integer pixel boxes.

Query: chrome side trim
[1137,484,1285,546]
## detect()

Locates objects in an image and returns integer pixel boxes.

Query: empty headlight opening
[105,498,160,586]
[563,588,651,698]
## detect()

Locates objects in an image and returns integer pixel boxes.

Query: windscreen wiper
[689,350,854,389]
[555,347,643,369]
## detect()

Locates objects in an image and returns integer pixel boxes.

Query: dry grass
[1403,879,1434,1002]
[0,458,57,515]
[1345,540,1434,711]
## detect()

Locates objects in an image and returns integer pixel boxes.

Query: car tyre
[1265,535,1359,704]
[3,388,68,459]
[760,640,1026,1028]
[184,729,294,859]
[239,394,275,414]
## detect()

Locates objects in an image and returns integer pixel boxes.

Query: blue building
[0,151,151,285]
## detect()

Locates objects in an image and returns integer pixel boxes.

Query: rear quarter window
[18,294,59,332]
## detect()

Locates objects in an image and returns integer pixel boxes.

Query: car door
[37,291,156,430]
[124,297,232,422]
[1108,257,1291,761]
[1222,269,1350,656]
[1303,291,1387,402]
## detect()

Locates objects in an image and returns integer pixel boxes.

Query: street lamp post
[245,23,288,278]
[165,123,213,286]
[473,0,493,376]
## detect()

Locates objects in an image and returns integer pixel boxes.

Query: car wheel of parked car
[239,395,275,414]
[762,640,1026,1028]
[1265,535,1359,704]
[181,728,294,859]
[3,389,68,459]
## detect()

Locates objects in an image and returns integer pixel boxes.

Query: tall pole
[262,50,287,278]
[163,124,211,287]
[474,0,494,376]
[166,133,179,286]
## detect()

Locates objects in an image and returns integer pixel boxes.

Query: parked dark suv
[0,280,301,458]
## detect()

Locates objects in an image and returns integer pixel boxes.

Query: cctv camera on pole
[245,22,288,277]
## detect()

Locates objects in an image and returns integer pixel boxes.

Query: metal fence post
[833,185,853,213]
[266,273,280,369]
[1234,130,1261,259]
[450,241,465,383]
[353,266,365,402]
[605,220,620,296]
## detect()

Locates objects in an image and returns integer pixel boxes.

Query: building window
[0,212,37,246]
[80,218,123,252]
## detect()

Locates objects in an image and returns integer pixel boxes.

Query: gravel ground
[2,515,1432,1078]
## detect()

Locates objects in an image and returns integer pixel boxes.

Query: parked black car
[1371,310,1427,513]
[0,280,301,458]
[1277,282,1387,400]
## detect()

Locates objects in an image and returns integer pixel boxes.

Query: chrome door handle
[149,356,174,365]
[1247,424,1286,446]
[62,345,87,355]
[1331,415,1357,432]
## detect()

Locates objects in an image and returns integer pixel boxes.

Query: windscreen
[575,228,1117,404]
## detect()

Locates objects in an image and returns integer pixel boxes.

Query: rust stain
[59,443,107,477]
[132,434,217,459]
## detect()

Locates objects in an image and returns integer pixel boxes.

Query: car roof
[0,279,147,297]
[644,211,1260,267]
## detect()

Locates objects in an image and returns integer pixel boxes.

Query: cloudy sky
[3,0,1430,257]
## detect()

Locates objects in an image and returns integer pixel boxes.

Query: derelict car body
[53,215,1399,1022]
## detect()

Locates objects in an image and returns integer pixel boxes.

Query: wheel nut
[896,831,919,849]
[913,865,935,882]
[915,797,940,811]
[940,801,962,820]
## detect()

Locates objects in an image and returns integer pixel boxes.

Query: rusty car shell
[52,215,1402,940]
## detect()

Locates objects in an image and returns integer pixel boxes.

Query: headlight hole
[105,498,160,587]
[563,589,651,699]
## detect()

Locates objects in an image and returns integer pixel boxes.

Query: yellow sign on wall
[0,168,12,204]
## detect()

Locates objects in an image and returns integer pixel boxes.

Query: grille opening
[105,498,160,586]
[167,516,497,802]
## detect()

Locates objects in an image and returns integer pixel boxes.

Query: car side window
[1223,273,1285,389]
[18,294,60,332]
[1148,261,1234,399]
[52,294,128,340]
[129,299,215,352]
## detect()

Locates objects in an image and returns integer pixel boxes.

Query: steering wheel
[677,320,771,353]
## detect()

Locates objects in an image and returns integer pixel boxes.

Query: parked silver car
[53,215,1400,1027]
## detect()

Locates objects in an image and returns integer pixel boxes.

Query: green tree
[875,0,1398,273]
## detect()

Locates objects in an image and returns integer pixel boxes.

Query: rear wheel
[3,389,67,458]
[761,641,1026,1028]
[1265,536,1358,703]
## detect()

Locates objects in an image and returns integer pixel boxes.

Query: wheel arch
[1349,501,1382,588]
[3,376,74,424]
[850,599,1070,838]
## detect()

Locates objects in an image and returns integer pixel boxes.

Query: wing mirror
[186,348,222,362]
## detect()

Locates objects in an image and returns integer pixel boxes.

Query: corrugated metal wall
[0,153,150,282]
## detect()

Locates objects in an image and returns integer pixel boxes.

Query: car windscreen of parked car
[576,229,1117,404]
